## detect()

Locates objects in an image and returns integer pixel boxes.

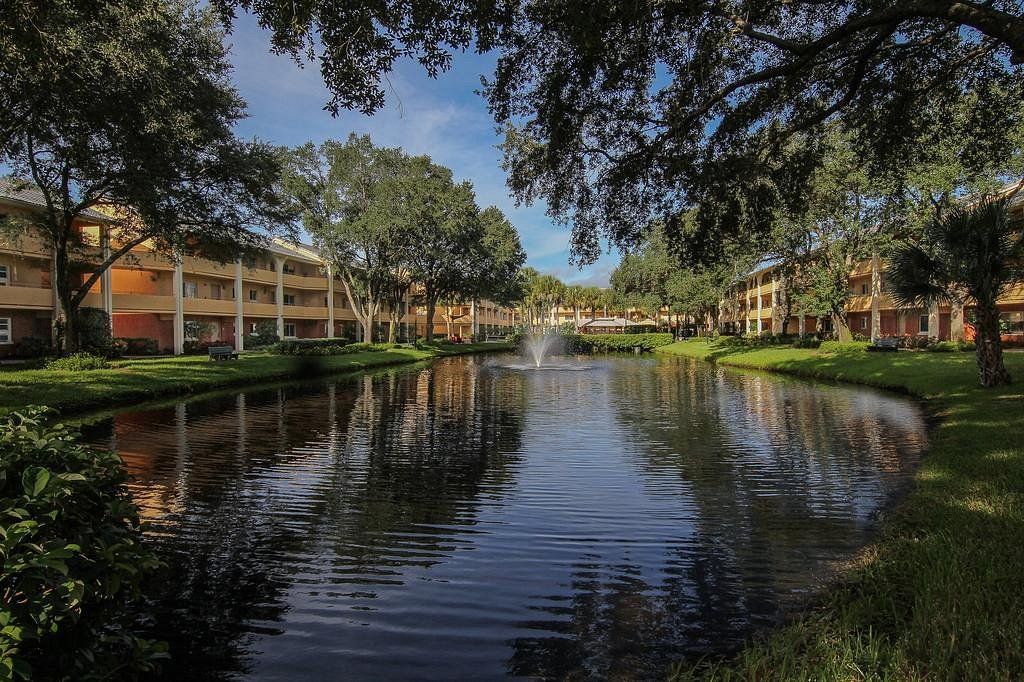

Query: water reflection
[82,354,926,680]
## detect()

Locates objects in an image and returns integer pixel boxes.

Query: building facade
[0,189,518,357]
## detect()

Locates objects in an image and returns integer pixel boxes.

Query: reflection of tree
[82,357,524,679]
[506,356,927,677]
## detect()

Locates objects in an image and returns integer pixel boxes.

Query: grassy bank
[0,342,512,415]
[657,340,1024,679]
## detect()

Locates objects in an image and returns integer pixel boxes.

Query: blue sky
[226,14,618,286]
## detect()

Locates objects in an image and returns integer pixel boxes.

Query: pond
[82,353,928,680]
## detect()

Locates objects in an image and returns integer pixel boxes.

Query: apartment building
[0,186,518,356]
[718,255,1024,341]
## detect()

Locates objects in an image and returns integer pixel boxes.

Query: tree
[282,135,414,343]
[610,224,675,321]
[0,0,288,352]
[530,274,565,328]
[403,163,483,342]
[888,194,1023,387]
[462,206,527,337]
[562,285,586,327]
[485,2,1024,266]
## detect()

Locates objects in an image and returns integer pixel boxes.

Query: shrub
[957,340,977,352]
[928,341,958,353]
[13,337,51,359]
[76,307,113,357]
[183,339,233,355]
[0,408,164,679]
[568,333,674,353]
[272,338,355,355]
[249,320,279,349]
[45,353,109,371]
[898,335,934,350]
[792,336,822,349]
[113,337,160,356]
[820,340,871,354]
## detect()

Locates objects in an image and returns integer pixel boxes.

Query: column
[928,301,940,339]
[100,225,114,332]
[870,251,881,341]
[172,259,184,355]
[950,300,965,342]
[326,265,335,338]
[275,256,285,339]
[234,260,244,351]
[756,276,763,334]
[798,315,806,336]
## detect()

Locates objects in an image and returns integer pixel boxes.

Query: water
[524,331,561,367]
[81,354,927,680]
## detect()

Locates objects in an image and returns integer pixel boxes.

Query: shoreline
[0,342,513,418]
[656,340,1024,679]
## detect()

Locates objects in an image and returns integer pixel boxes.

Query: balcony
[184,297,236,316]
[0,235,50,258]
[283,272,328,289]
[283,304,329,319]
[182,256,234,279]
[241,267,278,286]
[243,302,278,317]
[0,284,52,309]
[111,293,175,313]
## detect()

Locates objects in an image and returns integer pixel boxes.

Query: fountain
[524,331,561,368]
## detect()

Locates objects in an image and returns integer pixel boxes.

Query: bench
[208,345,238,361]
[867,337,899,352]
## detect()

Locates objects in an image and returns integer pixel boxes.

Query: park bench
[867,337,899,352]
[208,345,238,361]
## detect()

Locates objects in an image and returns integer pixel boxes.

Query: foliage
[183,320,215,342]
[888,194,1024,385]
[1,0,290,353]
[0,408,164,679]
[75,308,113,358]
[565,333,674,353]
[112,337,160,356]
[249,320,279,348]
[272,338,355,355]
[819,340,872,354]
[792,336,822,349]
[45,353,109,371]
[12,338,50,360]
[466,206,527,308]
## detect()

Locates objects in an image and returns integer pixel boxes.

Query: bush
[272,338,354,355]
[182,339,233,355]
[45,353,110,371]
[248,320,279,349]
[0,408,164,679]
[13,337,51,359]
[113,337,160,356]
[957,340,976,352]
[792,336,822,349]
[567,333,674,353]
[928,341,959,353]
[76,307,113,357]
[819,340,872,354]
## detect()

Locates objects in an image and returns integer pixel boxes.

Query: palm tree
[563,285,586,328]
[887,194,1024,387]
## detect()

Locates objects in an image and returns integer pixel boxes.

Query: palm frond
[886,242,947,308]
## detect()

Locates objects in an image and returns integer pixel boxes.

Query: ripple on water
[81,353,927,680]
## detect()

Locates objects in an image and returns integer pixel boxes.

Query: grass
[0,342,512,416]
[657,339,1024,680]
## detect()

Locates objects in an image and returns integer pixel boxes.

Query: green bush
[0,408,164,679]
[568,333,675,353]
[13,337,51,360]
[792,336,822,349]
[957,340,977,352]
[248,320,279,349]
[76,307,113,357]
[112,337,160,356]
[45,353,110,371]
[272,338,355,355]
[928,341,959,352]
[819,340,871,354]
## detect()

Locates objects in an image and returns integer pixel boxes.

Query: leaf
[21,468,50,498]
[56,473,86,483]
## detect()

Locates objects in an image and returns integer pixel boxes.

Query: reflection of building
[0,185,518,355]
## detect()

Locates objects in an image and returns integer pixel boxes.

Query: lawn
[0,342,512,416]
[658,340,1024,680]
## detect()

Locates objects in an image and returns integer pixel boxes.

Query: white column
[275,256,285,339]
[756,277,763,333]
[870,251,882,341]
[798,315,806,336]
[172,259,184,355]
[928,301,940,339]
[234,260,244,351]
[950,301,965,342]
[100,225,114,332]
[326,265,335,338]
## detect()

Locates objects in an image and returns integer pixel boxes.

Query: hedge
[569,333,675,353]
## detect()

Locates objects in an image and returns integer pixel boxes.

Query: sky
[225,13,619,286]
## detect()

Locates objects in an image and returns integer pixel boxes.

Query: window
[210,284,222,300]
[183,281,198,298]
[860,316,868,330]
[283,294,296,306]
[283,264,296,275]
[861,283,869,295]
[919,314,929,334]
[820,318,834,333]
[249,289,257,302]
[0,265,7,286]
[1000,311,1024,333]
[283,323,296,338]
[249,322,258,333]
[0,317,10,344]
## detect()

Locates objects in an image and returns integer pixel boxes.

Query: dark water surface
[82,354,927,680]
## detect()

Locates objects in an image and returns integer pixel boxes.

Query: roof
[579,317,632,327]
[0,179,114,223]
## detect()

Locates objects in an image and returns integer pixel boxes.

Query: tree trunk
[387,313,398,344]
[425,296,437,342]
[834,311,853,342]
[975,302,1011,387]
